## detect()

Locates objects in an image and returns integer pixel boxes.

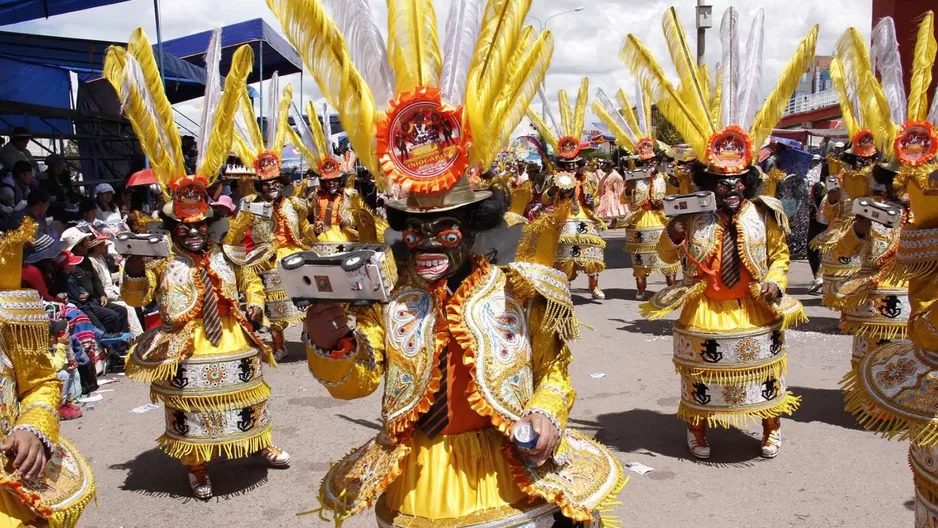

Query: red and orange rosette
[253,150,282,181]
[706,125,752,175]
[636,137,656,161]
[852,129,877,158]
[557,135,581,160]
[169,174,210,222]
[376,86,470,195]
[318,156,342,180]
[895,120,938,167]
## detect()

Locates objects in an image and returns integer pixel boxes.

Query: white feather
[596,88,638,144]
[872,17,907,125]
[537,88,560,134]
[291,102,320,160]
[322,102,332,156]
[325,0,395,110]
[264,72,280,150]
[633,81,649,138]
[440,0,485,106]
[736,10,763,131]
[719,7,740,128]
[121,55,179,172]
[196,28,223,171]
[233,105,254,152]
[928,89,938,127]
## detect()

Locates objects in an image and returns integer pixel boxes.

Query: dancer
[629,6,815,459]
[226,73,317,362]
[106,29,290,500]
[594,82,678,299]
[665,144,698,195]
[528,78,608,299]
[0,217,95,528]
[267,0,623,525]
[840,13,938,526]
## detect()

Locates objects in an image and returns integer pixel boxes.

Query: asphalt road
[64,236,910,528]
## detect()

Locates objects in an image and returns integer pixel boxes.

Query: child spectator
[49,318,82,420]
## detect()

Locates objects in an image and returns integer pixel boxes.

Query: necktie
[417,345,450,439]
[721,221,741,289]
[199,267,223,346]
[323,196,336,228]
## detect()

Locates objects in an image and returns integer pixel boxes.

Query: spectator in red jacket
[21,233,67,302]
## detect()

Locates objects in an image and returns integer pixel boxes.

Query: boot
[187,464,212,499]
[635,277,648,301]
[258,446,291,467]
[686,422,710,459]
[588,274,605,300]
[761,417,782,458]
[272,330,288,362]
[665,274,677,287]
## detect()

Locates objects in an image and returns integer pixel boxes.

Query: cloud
[6,0,872,141]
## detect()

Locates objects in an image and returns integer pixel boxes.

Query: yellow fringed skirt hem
[158,425,273,464]
[149,381,272,413]
[673,355,788,385]
[677,392,801,429]
[840,369,938,446]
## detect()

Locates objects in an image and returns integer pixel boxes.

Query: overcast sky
[7,0,873,139]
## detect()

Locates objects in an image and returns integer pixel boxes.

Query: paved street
[67,235,910,528]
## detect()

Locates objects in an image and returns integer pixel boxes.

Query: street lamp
[527,7,585,125]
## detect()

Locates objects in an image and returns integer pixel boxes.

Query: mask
[260,180,283,202]
[715,177,746,214]
[402,215,470,282]
[174,222,210,253]
[322,179,341,196]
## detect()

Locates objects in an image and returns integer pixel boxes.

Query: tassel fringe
[157,426,272,461]
[151,382,272,412]
[677,392,801,429]
[124,353,183,384]
[841,320,908,341]
[841,369,938,446]
[674,355,788,385]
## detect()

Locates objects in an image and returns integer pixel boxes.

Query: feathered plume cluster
[526,77,589,156]
[592,83,651,153]
[231,71,296,167]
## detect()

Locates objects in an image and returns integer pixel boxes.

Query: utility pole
[696,1,713,66]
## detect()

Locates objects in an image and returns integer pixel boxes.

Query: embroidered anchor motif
[577,222,589,234]
[170,366,188,389]
[762,378,780,401]
[238,358,256,383]
[237,407,256,432]
[634,253,645,266]
[878,295,903,319]
[770,331,783,355]
[700,339,722,363]
[838,256,852,265]
[171,410,189,436]
[634,230,644,243]
[692,382,711,405]
[570,246,582,258]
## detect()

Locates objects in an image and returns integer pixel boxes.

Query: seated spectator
[60,303,100,395]
[0,127,39,176]
[60,227,128,335]
[49,318,82,420]
[1,160,35,208]
[13,189,50,236]
[21,233,68,302]
[41,154,78,212]
[87,235,143,334]
[94,183,121,224]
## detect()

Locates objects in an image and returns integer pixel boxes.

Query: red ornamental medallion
[636,137,655,161]
[557,135,581,159]
[706,126,752,174]
[896,121,938,167]
[254,151,282,180]
[853,129,877,158]
[376,87,469,194]
[170,175,209,222]
[318,157,341,180]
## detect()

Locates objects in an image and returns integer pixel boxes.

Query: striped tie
[417,346,449,439]
[721,221,741,288]
[199,267,223,346]
[323,197,336,228]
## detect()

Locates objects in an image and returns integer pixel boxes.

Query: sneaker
[59,403,83,421]
[188,465,213,499]
[761,419,782,458]
[591,287,606,300]
[635,289,646,301]
[258,446,291,467]
[807,278,823,294]
[686,427,710,459]
[273,347,289,362]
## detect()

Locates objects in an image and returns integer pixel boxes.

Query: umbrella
[126,168,157,187]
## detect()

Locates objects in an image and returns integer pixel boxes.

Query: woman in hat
[630,6,814,459]
[94,183,121,224]
[0,216,95,527]
[270,0,623,525]
[224,74,318,362]
[105,29,291,499]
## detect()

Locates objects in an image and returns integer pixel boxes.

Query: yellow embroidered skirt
[555,209,606,278]
[317,225,357,243]
[129,316,273,466]
[259,246,308,331]
[624,209,678,279]
[674,295,800,427]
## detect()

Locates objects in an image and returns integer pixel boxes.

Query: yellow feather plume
[270,83,294,159]
[572,77,589,141]
[526,109,560,154]
[198,44,255,182]
[908,12,936,122]
[306,100,329,163]
[830,58,860,138]
[661,8,714,138]
[615,88,641,140]
[231,131,256,168]
[387,0,441,94]
[592,99,635,151]
[749,25,818,157]
[868,70,898,159]
[238,87,264,156]
[287,125,315,166]
[558,88,573,138]
[466,0,532,166]
[710,66,723,130]
[698,64,711,119]
[835,27,875,128]
[487,31,554,169]
[506,25,536,81]
[620,33,711,158]
[266,0,379,183]
[126,28,185,178]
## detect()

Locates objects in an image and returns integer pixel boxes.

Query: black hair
[386,185,510,235]
[253,175,291,193]
[78,198,96,215]
[26,189,49,206]
[820,160,830,179]
[130,187,148,211]
[13,160,32,176]
[690,161,762,199]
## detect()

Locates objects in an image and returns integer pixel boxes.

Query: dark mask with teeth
[258,179,283,203]
[715,177,746,215]
[402,213,471,282]
[172,220,210,254]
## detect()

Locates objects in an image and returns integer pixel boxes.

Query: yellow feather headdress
[104,28,252,221]
[526,77,590,162]
[592,81,656,160]
[621,7,817,176]
[267,0,553,212]
[230,72,298,181]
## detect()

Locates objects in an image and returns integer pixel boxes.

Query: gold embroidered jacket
[225,196,316,267]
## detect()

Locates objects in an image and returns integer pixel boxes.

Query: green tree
[653,107,684,146]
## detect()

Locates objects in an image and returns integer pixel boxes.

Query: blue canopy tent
[0,0,130,25]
